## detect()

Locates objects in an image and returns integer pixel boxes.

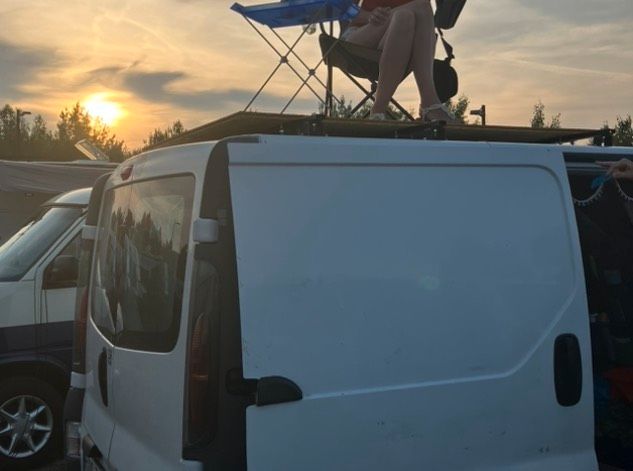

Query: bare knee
[408,0,433,18]
[389,9,415,36]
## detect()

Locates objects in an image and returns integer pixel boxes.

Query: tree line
[1,98,630,163]
[0,103,185,162]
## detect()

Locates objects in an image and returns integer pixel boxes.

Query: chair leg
[350,92,375,117]
[325,61,334,117]
[342,73,375,117]
[339,72,416,121]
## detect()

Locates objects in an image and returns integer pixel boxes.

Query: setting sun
[83,94,124,127]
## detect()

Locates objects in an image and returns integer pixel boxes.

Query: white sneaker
[420,104,459,124]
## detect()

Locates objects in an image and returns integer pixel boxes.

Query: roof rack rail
[148,111,612,150]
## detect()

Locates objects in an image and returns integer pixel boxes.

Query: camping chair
[319,22,415,120]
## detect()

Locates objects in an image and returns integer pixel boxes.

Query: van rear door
[228,139,597,470]
[104,175,198,470]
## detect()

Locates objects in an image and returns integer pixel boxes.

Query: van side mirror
[44,255,79,290]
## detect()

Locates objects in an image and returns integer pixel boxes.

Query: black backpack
[433,31,457,103]
[433,0,467,102]
[435,0,467,30]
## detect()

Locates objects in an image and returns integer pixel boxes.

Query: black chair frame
[319,22,415,121]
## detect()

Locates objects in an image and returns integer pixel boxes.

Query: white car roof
[44,187,91,207]
[107,141,217,188]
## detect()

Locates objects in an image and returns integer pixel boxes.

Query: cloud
[80,65,318,112]
[0,39,61,99]
[124,69,318,111]
[524,0,633,24]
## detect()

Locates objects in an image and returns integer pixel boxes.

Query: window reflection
[91,176,194,351]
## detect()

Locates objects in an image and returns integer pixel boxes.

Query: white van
[0,188,90,469]
[79,136,633,470]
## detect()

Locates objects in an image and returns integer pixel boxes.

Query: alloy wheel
[0,395,53,459]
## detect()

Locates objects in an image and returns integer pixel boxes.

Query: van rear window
[91,175,194,352]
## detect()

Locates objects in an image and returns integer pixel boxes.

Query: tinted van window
[91,186,129,342]
[91,176,194,352]
[0,206,83,281]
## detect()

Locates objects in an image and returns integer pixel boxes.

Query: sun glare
[83,94,123,126]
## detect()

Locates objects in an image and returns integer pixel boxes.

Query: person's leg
[407,0,441,105]
[371,9,415,114]
[397,0,456,121]
[343,20,389,49]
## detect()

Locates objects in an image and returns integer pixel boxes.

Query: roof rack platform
[150,111,612,150]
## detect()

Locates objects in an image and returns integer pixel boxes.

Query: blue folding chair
[231,0,359,114]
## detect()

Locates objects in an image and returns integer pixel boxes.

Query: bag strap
[437,28,455,62]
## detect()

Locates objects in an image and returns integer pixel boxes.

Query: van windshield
[0,206,83,281]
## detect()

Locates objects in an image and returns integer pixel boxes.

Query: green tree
[0,105,17,142]
[53,103,126,162]
[143,120,186,148]
[445,95,470,124]
[129,120,187,155]
[27,115,54,159]
[613,115,633,146]
[531,101,562,129]
[0,105,53,160]
[531,102,546,128]
[0,105,17,158]
[593,116,633,147]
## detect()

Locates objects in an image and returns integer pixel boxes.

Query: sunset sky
[1,0,631,148]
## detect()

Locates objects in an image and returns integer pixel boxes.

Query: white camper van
[0,188,90,469]
[77,135,633,470]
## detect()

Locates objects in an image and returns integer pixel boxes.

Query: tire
[0,377,63,470]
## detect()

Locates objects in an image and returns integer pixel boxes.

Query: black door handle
[256,376,302,406]
[554,334,582,407]
[98,348,109,407]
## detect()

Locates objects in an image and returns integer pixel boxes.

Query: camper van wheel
[0,377,63,469]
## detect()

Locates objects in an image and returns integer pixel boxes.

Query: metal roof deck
[149,111,612,150]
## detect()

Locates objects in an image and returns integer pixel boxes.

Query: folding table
[231,0,359,114]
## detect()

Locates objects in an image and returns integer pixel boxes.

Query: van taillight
[72,288,89,374]
[186,312,209,446]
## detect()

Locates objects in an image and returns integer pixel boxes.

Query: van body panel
[227,138,596,470]
[41,288,78,324]
[0,322,38,357]
[107,348,191,470]
[82,318,116,460]
[0,281,35,329]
